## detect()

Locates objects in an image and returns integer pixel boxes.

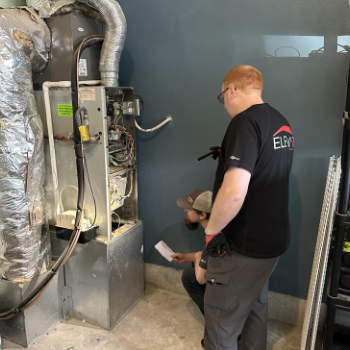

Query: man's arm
[194,251,206,284]
[205,167,251,236]
[172,251,201,264]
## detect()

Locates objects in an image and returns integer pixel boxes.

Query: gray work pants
[203,251,278,350]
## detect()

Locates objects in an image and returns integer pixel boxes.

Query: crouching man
[172,189,212,314]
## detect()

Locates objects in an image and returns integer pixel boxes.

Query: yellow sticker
[79,125,90,142]
[344,241,350,253]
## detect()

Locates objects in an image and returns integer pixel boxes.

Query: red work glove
[205,234,218,247]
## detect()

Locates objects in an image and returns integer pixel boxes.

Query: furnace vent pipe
[88,0,126,87]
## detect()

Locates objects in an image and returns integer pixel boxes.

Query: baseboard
[145,263,326,328]
[145,263,187,295]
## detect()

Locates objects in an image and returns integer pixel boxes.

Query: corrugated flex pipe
[88,0,126,87]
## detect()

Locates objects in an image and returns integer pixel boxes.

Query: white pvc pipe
[42,80,101,217]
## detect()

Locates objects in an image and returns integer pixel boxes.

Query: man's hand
[172,252,193,264]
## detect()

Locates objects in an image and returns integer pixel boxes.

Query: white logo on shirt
[273,125,294,151]
[230,155,240,161]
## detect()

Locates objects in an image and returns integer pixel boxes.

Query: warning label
[79,59,88,77]
[80,87,96,102]
[57,104,73,117]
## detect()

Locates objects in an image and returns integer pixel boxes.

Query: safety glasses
[217,87,229,104]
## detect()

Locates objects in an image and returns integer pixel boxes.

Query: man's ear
[199,212,207,220]
[226,83,237,100]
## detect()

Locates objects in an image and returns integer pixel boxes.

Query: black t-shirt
[213,103,294,258]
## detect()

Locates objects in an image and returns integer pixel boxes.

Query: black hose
[72,35,103,229]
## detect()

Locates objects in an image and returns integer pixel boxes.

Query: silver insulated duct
[0,8,50,282]
[89,0,127,87]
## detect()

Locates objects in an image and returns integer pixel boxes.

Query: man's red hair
[223,65,263,92]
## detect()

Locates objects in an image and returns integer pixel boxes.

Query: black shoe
[201,338,205,349]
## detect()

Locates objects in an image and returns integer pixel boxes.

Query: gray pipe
[89,0,127,87]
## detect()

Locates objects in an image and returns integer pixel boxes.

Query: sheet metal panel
[109,221,144,327]
[63,221,144,329]
[0,274,62,347]
[35,86,111,238]
[33,10,103,89]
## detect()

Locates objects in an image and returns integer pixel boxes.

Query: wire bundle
[109,125,135,166]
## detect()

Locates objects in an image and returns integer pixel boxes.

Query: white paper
[155,240,175,262]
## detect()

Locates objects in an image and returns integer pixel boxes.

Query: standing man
[202,65,294,350]
[172,189,212,314]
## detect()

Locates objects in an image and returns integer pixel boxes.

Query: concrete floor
[3,284,303,350]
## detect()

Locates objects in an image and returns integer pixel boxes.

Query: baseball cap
[176,189,212,213]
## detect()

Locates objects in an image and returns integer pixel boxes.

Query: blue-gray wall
[118,0,349,298]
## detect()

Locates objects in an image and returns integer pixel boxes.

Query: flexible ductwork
[0,8,50,282]
[88,0,127,87]
[26,0,76,18]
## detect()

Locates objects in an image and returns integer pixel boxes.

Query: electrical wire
[134,94,144,110]
[109,125,135,164]
[109,147,127,154]
[112,211,121,230]
[72,105,97,230]
[120,93,125,129]
[74,36,104,106]
[134,115,173,133]
[121,170,134,199]
[84,152,97,228]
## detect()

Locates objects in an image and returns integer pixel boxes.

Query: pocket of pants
[204,271,236,311]
[207,255,233,274]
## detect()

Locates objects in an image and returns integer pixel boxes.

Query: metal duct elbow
[89,0,126,87]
